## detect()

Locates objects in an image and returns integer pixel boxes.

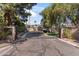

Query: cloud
[32,6,45,13]
[30,11,37,17]
[25,9,37,17]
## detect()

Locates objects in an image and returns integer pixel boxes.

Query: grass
[47,32,58,37]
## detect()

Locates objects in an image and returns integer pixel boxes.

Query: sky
[27,3,50,25]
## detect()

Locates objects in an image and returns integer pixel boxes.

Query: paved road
[3,32,79,56]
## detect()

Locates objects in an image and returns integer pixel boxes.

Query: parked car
[42,28,50,33]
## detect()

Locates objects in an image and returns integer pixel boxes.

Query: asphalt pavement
[2,32,79,56]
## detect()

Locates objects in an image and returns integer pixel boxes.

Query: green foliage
[63,28,73,39]
[41,3,79,38]
[41,4,68,28]
[47,32,58,37]
[0,3,37,40]
[0,31,10,40]
[0,3,37,22]
[15,20,26,33]
[41,3,79,28]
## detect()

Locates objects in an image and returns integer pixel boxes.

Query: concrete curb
[58,38,79,48]
[45,34,79,48]
[18,32,29,38]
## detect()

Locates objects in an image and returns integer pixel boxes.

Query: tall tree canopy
[41,3,79,28]
[0,3,37,40]
[0,3,37,25]
[41,3,79,38]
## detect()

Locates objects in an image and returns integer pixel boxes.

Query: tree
[0,3,37,23]
[0,3,37,40]
[41,4,73,38]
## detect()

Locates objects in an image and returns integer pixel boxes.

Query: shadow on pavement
[26,32,43,38]
[0,40,11,44]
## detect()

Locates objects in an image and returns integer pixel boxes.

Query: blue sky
[27,3,50,25]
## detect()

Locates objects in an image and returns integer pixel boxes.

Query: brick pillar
[12,26,16,41]
[59,28,63,38]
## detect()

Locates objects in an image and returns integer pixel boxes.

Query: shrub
[0,30,10,40]
[17,23,26,32]
[63,28,73,39]
[15,20,26,33]
[47,31,58,37]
